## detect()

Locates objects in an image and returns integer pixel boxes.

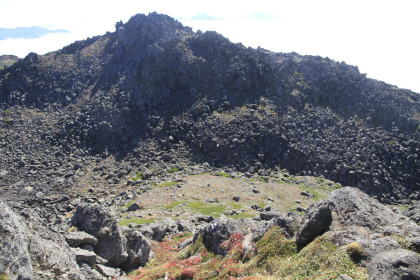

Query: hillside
[0,12,419,280]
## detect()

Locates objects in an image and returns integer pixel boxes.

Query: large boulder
[122,230,153,269]
[296,187,420,246]
[65,231,98,247]
[195,216,265,255]
[367,249,420,280]
[0,200,34,280]
[296,201,331,244]
[71,203,128,267]
[148,218,178,241]
[295,187,420,269]
[0,199,85,280]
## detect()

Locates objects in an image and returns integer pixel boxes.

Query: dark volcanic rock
[71,203,128,267]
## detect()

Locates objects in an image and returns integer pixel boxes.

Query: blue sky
[0,0,419,93]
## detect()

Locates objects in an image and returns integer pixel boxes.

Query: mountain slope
[0,12,419,203]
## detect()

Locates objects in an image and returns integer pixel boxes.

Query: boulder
[296,200,332,244]
[127,202,141,211]
[296,187,420,246]
[65,231,98,247]
[122,230,153,269]
[367,249,420,280]
[0,200,34,280]
[72,248,97,266]
[0,200,85,280]
[71,203,128,267]
[148,218,178,241]
[195,217,264,255]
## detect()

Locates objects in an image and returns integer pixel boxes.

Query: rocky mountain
[1,13,419,203]
[0,12,419,280]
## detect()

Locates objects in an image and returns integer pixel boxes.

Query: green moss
[392,235,416,252]
[130,171,143,181]
[275,236,368,279]
[3,109,10,115]
[388,140,396,145]
[118,218,155,227]
[255,226,297,265]
[123,200,135,209]
[299,184,322,201]
[187,201,226,217]
[165,201,184,209]
[168,167,179,173]
[0,274,10,280]
[215,172,232,178]
[178,234,205,259]
[156,181,177,187]
[231,203,243,210]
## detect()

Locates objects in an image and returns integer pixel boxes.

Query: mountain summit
[0,12,419,202]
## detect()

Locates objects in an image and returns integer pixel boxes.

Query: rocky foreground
[0,12,420,279]
[1,182,420,279]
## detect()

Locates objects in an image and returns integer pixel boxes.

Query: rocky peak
[116,12,194,53]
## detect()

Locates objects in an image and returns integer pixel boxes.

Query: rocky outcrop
[71,203,128,267]
[71,203,153,270]
[122,230,152,269]
[193,216,268,256]
[297,187,420,246]
[0,200,34,280]
[295,187,420,270]
[0,199,85,280]
[367,249,420,280]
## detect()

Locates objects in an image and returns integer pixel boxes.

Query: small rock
[72,248,97,266]
[297,206,306,212]
[65,231,98,247]
[96,264,122,278]
[127,202,142,211]
[232,196,240,202]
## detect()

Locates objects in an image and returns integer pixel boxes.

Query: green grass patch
[123,200,135,209]
[215,172,232,178]
[156,181,177,187]
[165,201,184,209]
[254,227,297,265]
[0,273,10,280]
[3,109,10,115]
[130,171,143,181]
[299,184,322,201]
[118,218,155,227]
[187,201,226,217]
[246,231,368,279]
[259,177,269,183]
[178,234,205,259]
[168,167,179,173]
[231,203,243,210]
[388,140,396,145]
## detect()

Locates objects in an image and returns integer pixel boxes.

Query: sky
[0,0,419,93]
